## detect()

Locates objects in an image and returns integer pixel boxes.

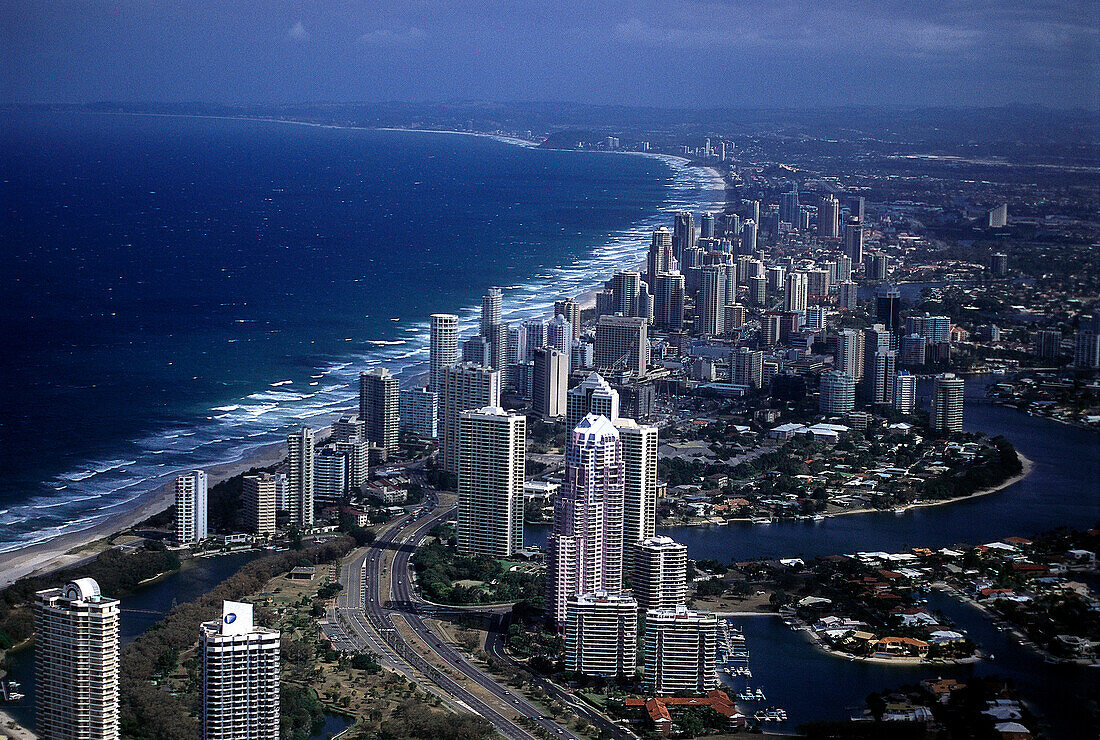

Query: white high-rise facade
[784,271,808,313]
[835,328,865,380]
[893,371,916,414]
[441,362,501,474]
[546,415,625,626]
[243,473,277,535]
[175,469,208,544]
[564,591,638,678]
[614,418,658,566]
[200,601,280,740]
[697,264,728,337]
[820,370,856,415]
[566,372,620,431]
[632,536,688,611]
[287,427,314,526]
[931,373,965,433]
[399,387,438,438]
[457,407,525,557]
[644,607,718,694]
[35,579,120,740]
[429,313,460,396]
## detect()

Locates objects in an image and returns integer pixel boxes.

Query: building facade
[175,469,209,544]
[457,407,525,557]
[564,592,638,678]
[632,536,688,611]
[644,607,718,694]
[200,601,280,740]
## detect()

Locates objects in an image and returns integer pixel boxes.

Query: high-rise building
[242,473,277,535]
[838,280,858,310]
[990,252,1008,277]
[873,284,902,333]
[844,218,863,263]
[700,212,715,239]
[287,427,314,526]
[805,268,830,298]
[931,373,965,433]
[987,203,1008,229]
[644,607,718,694]
[725,303,747,331]
[731,347,764,388]
[1031,330,1063,360]
[546,415,625,626]
[865,350,897,406]
[867,253,889,281]
[399,387,438,438]
[334,435,368,491]
[523,318,548,361]
[35,579,120,740]
[566,372,620,432]
[893,371,916,414]
[819,370,856,414]
[633,536,687,611]
[672,211,695,260]
[835,329,865,380]
[441,362,501,474]
[780,187,800,229]
[905,314,951,343]
[429,313,459,396]
[646,227,675,286]
[849,196,865,222]
[836,253,853,284]
[784,272,808,313]
[609,270,643,317]
[748,276,767,307]
[615,418,658,567]
[805,305,827,331]
[457,407,525,557]
[314,447,348,506]
[739,219,757,255]
[481,287,506,371]
[331,415,364,444]
[654,271,686,332]
[761,313,782,347]
[175,470,208,544]
[273,473,288,512]
[564,591,638,679]
[818,194,840,238]
[462,334,490,366]
[200,601,280,740]
[533,347,569,420]
[594,315,647,376]
[554,298,582,340]
[547,313,573,367]
[1074,318,1100,369]
[697,264,728,337]
[900,334,927,366]
[359,368,399,455]
[721,213,740,238]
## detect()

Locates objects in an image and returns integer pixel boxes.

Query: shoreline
[0,121,723,591]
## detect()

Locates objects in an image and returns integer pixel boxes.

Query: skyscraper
[481,287,506,371]
[818,194,840,238]
[533,347,569,420]
[875,284,902,332]
[820,370,856,414]
[359,368,399,455]
[931,373,964,433]
[175,469,208,544]
[287,427,314,526]
[615,417,658,567]
[594,315,647,376]
[672,211,695,260]
[441,362,501,474]
[547,313,573,366]
[566,372,620,432]
[399,387,438,438]
[644,607,718,694]
[646,226,675,286]
[893,371,916,414]
[748,275,767,307]
[905,314,951,343]
[866,350,897,406]
[523,317,549,361]
[314,447,348,506]
[429,313,459,396]
[35,579,120,740]
[835,329,865,380]
[844,217,863,263]
[200,601,280,740]
[784,271,808,313]
[457,407,525,557]
[546,415,625,626]
[633,536,687,611]
[780,187,800,228]
[697,264,728,337]
[838,281,858,310]
[554,298,581,340]
[731,347,764,388]
[564,592,638,679]
[242,473,277,535]
[654,271,686,332]
[761,313,782,347]
[700,212,715,239]
[739,219,757,254]
[609,270,643,317]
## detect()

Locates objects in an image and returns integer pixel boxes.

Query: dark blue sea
[0,111,723,553]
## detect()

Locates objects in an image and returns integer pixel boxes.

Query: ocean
[0,111,723,554]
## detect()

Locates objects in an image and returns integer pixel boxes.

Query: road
[331,493,585,740]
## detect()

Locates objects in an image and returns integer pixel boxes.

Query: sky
[2,1,1098,109]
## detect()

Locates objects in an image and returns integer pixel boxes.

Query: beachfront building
[313,446,348,507]
[614,417,659,568]
[931,373,965,433]
[554,298,581,340]
[175,469,209,544]
[200,601,280,740]
[457,406,525,557]
[546,415,625,627]
[441,362,501,474]
[242,473,277,536]
[399,386,438,438]
[287,427,314,526]
[633,536,688,611]
[429,313,460,397]
[359,368,399,456]
[564,591,638,678]
[644,607,719,694]
[35,578,120,740]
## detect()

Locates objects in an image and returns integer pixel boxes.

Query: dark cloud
[1,0,1096,108]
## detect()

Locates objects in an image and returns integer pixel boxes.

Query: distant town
[2,106,1098,740]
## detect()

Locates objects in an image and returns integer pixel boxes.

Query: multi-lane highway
[330,493,585,740]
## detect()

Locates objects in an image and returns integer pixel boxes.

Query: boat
[894,507,906,515]
[755,688,766,701]
[812,514,826,521]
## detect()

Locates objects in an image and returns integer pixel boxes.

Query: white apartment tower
[893,371,916,414]
[35,579,120,740]
[564,591,638,678]
[644,607,719,694]
[566,372,620,432]
[175,469,208,544]
[200,601,280,740]
[242,473,277,536]
[457,407,525,557]
[287,427,314,526]
[614,418,659,566]
[931,373,965,433]
[784,271,808,313]
[633,536,688,611]
[429,313,460,396]
[441,362,501,474]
